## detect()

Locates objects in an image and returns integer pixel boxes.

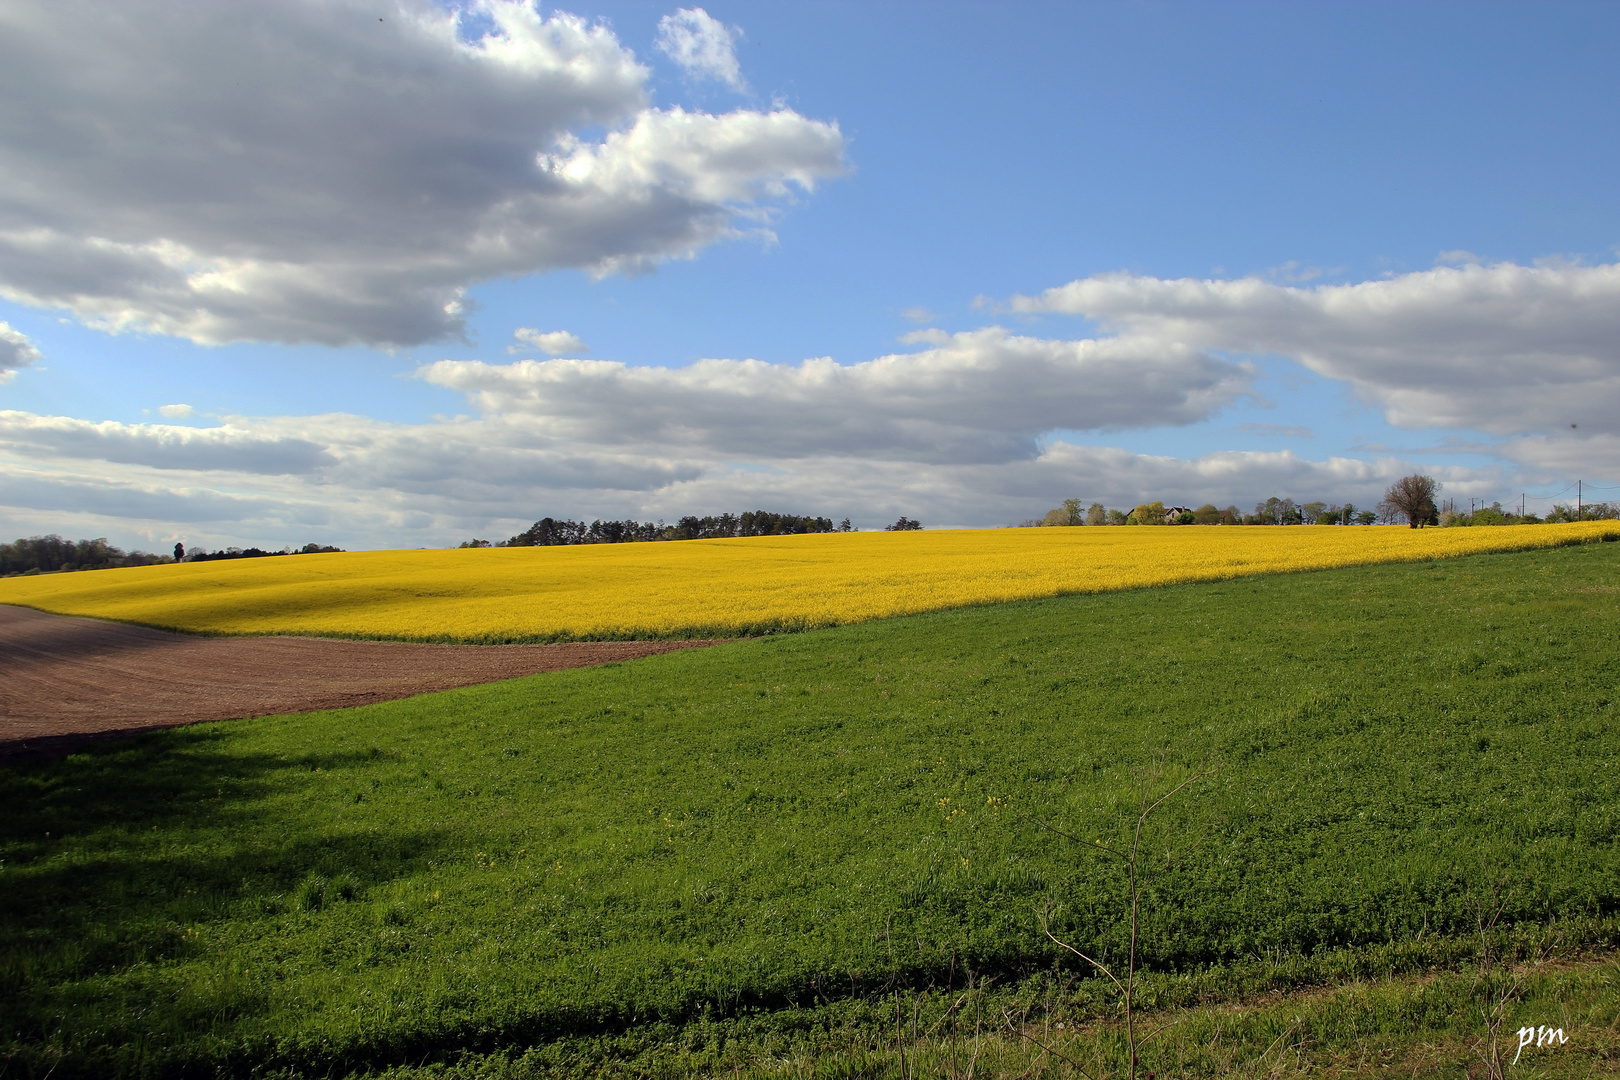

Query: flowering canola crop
[2,523,1615,642]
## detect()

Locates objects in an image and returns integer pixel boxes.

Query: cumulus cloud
[0,408,1466,550]
[0,0,843,347]
[0,321,40,382]
[1494,432,1620,485]
[0,405,709,548]
[157,403,195,419]
[0,467,277,525]
[0,412,336,475]
[655,7,745,89]
[422,326,1254,464]
[510,328,587,355]
[1011,260,1620,437]
[2,408,701,494]
[0,319,1299,546]
[11,259,1611,547]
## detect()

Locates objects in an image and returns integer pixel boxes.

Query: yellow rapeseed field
[1,523,1615,641]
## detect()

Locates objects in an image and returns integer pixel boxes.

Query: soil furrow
[0,604,718,762]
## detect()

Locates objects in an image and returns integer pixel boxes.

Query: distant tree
[737,511,835,537]
[173,542,185,561]
[1252,497,1301,525]
[1382,474,1441,528]
[1085,502,1108,526]
[1128,501,1166,525]
[505,517,584,546]
[837,517,855,532]
[1449,505,1506,527]
[1191,504,1222,525]
[1172,510,1197,525]
[1254,498,1279,524]
[1339,501,1357,524]
[502,511,836,546]
[1356,510,1378,525]
[203,545,319,561]
[1106,508,1129,525]
[1301,501,1328,525]
[180,546,292,563]
[885,516,923,531]
[1037,498,1087,526]
[668,514,740,540]
[0,534,168,575]
[1546,501,1620,523]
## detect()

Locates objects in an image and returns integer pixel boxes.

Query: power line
[1520,483,1578,503]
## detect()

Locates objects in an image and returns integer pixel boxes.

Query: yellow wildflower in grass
[1,523,1615,642]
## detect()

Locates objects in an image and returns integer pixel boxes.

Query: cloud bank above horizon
[2,259,1615,548]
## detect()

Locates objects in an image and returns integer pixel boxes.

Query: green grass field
[4,542,1620,1078]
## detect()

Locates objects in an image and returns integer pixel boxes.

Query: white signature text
[1511,1024,1568,1065]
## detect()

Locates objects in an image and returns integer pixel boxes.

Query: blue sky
[1,1,1618,549]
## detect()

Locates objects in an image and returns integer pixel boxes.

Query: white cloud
[422,326,1253,464]
[0,319,1266,546]
[0,467,278,526]
[1011,260,1620,437]
[0,401,1508,549]
[158,403,195,418]
[0,411,335,475]
[10,257,1617,547]
[1495,431,1620,485]
[510,328,587,355]
[655,7,745,89]
[0,0,843,347]
[0,321,40,382]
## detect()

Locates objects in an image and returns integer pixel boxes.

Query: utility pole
[1578,480,1582,515]
[1521,493,1526,518]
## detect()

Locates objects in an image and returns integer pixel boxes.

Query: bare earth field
[0,604,716,761]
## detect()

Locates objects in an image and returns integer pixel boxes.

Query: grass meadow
[5,541,1620,1077]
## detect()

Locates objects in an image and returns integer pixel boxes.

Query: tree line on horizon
[1028,475,1620,529]
[463,511,861,549]
[1022,498,1373,527]
[178,542,344,563]
[0,535,344,577]
[0,535,171,577]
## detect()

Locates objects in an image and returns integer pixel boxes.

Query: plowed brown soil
[0,604,719,762]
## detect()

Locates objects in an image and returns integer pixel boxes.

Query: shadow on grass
[0,724,455,978]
